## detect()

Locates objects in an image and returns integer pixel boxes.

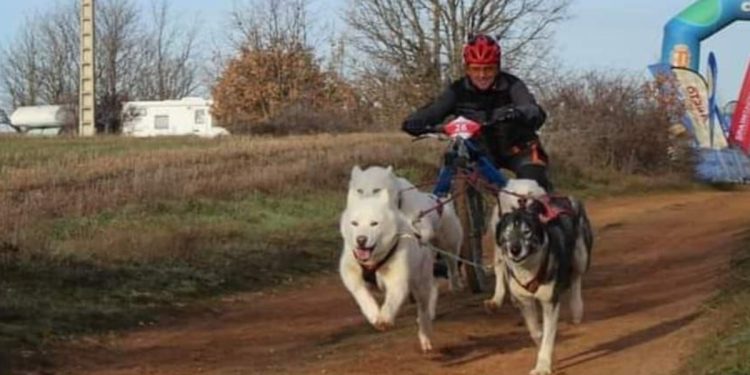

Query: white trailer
[9,105,74,135]
[122,97,229,138]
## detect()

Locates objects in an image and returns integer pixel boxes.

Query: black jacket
[402,72,546,152]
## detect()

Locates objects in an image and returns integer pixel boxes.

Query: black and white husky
[485,179,593,375]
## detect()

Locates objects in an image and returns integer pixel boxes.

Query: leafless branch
[347,0,571,86]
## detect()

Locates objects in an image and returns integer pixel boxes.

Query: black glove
[491,107,524,124]
[402,120,432,136]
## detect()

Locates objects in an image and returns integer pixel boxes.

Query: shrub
[540,71,692,177]
[211,46,359,134]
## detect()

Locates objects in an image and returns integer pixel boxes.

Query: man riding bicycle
[402,34,552,191]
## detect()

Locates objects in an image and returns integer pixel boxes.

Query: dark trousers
[494,140,554,192]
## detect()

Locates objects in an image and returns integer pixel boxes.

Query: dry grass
[0,133,441,249]
[0,130,695,259]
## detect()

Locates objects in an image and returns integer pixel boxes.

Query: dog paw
[420,340,433,354]
[484,299,501,313]
[363,311,379,326]
[373,320,394,332]
[529,366,552,375]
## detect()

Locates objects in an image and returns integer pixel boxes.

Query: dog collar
[358,239,401,283]
[507,231,551,294]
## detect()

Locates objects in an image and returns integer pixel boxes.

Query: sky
[556,0,750,103]
[0,0,749,109]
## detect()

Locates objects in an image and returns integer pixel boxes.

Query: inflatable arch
[655,0,750,183]
[661,0,750,70]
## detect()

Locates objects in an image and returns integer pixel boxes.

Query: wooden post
[79,0,96,136]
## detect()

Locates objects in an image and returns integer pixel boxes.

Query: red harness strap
[430,195,445,217]
[399,191,446,220]
[359,240,400,284]
[507,244,551,294]
[417,193,459,220]
[537,195,574,224]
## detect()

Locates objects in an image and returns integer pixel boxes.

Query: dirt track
[53,190,750,375]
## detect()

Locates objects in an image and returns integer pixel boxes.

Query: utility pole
[79,0,96,136]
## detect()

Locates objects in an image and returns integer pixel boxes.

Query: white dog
[485,179,593,375]
[348,165,464,290]
[339,189,438,352]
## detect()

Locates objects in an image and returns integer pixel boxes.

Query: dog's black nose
[356,236,368,247]
[510,244,522,256]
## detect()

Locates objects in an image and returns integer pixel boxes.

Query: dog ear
[351,165,362,178]
[494,219,505,246]
[496,212,516,245]
[386,165,394,176]
[498,212,513,228]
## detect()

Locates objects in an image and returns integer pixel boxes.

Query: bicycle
[417,116,510,294]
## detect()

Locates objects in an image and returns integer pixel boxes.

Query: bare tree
[134,0,200,100]
[0,3,80,132]
[1,0,202,133]
[95,0,142,132]
[219,0,319,110]
[347,0,571,86]
[212,0,361,133]
[1,15,44,108]
[37,1,80,105]
[97,0,202,131]
[228,0,310,51]
[203,0,311,96]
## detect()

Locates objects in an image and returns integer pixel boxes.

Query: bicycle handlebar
[411,133,448,142]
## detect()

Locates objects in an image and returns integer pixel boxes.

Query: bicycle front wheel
[453,177,488,294]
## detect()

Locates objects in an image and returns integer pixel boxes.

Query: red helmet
[463,34,501,66]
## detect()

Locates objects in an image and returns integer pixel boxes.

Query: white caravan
[122,97,229,138]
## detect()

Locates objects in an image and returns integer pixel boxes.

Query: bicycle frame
[432,136,508,197]
[425,117,510,293]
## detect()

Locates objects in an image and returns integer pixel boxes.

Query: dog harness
[359,240,401,285]
[398,191,445,219]
[507,247,552,294]
[537,195,574,224]
[505,226,552,294]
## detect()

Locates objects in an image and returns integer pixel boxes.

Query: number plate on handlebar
[443,116,482,139]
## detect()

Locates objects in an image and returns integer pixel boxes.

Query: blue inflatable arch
[661,0,750,70]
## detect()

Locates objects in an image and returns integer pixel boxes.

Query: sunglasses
[466,65,498,75]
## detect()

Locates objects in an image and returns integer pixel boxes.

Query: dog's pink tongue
[355,248,372,261]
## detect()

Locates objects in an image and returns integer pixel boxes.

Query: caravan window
[195,109,206,124]
[154,115,169,130]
